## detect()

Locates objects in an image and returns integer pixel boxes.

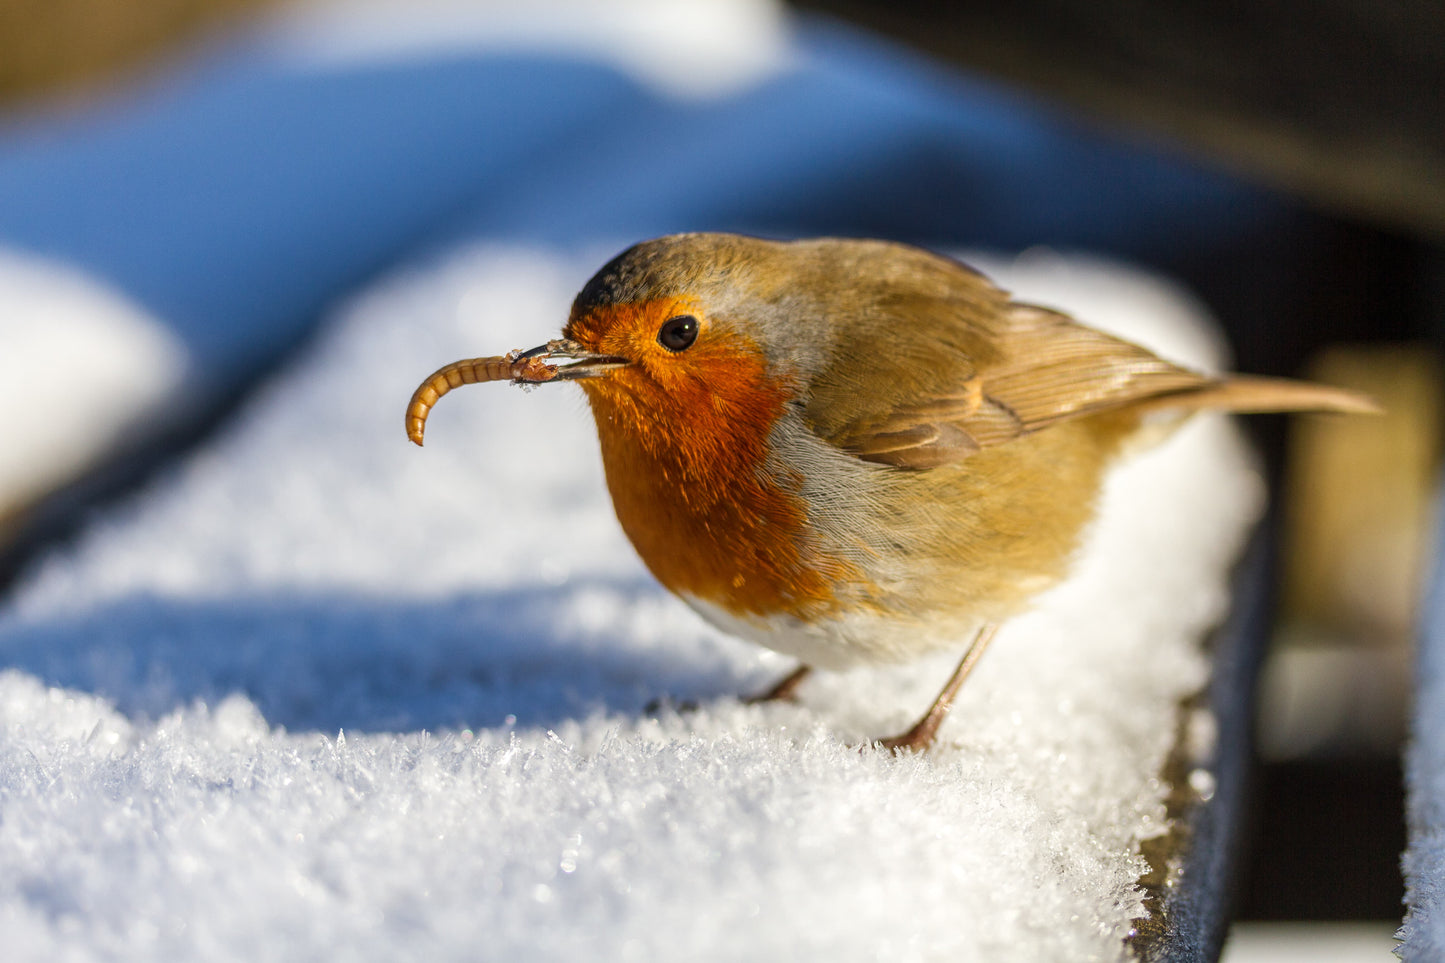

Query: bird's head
[527,234,815,467]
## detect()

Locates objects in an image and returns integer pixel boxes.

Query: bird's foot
[870,714,946,754]
[864,622,1000,754]
[743,665,812,705]
[644,664,812,716]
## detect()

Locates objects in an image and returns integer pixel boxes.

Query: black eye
[657,315,699,352]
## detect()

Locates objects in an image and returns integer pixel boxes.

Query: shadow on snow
[0,581,754,734]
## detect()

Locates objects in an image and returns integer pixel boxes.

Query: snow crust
[1401,495,1445,959]
[271,0,793,99]
[0,244,1264,961]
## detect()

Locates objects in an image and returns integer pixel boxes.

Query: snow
[271,0,794,99]
[1401,494,1445,960]
[0,243,1265,960]
[0,249,186,522]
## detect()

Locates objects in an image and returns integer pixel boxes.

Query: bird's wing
[814,295,1211,470]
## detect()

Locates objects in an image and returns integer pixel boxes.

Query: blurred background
[0,0,1438,957]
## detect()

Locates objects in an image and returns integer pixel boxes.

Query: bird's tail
[1136,375,1381,416]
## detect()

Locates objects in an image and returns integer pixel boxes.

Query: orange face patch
[564,299,858,619]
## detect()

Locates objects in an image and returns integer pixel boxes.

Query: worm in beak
[405,340,628,446]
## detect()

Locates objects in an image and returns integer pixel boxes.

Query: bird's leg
[645,664,812,716]
[744,664,812,704]
[876,623,999,753]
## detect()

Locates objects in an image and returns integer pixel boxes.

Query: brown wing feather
[976,305,1211,430]
[822,295,1215,469]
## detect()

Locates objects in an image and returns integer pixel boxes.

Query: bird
[405,233,1376,751]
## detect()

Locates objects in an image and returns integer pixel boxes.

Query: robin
[406,233,1374,751]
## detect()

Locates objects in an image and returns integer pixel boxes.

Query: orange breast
[578,346,857,621]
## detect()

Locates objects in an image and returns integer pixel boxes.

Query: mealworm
[405,354,557,446]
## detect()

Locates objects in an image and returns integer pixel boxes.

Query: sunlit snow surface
[0,244,1263,961]
[0,249,186,520]
[1402,503,1445,960]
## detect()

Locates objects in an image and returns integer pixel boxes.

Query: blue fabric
[0,18,1282,396]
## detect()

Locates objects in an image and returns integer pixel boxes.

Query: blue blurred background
[0,4,1404,400]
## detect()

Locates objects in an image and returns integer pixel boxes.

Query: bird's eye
[657,315,699,352]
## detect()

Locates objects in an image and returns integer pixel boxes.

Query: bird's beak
[514,339,630,380]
